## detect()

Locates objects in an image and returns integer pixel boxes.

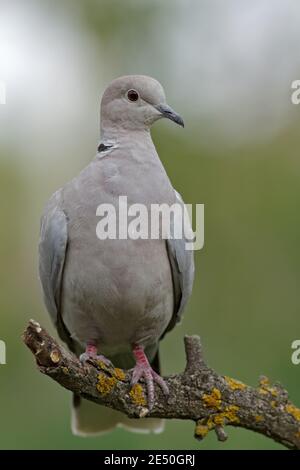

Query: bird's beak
[155,103,184,128]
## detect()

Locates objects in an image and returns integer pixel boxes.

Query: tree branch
[23,320,300,449]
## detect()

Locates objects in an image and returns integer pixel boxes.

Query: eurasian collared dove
[39,75,194,436]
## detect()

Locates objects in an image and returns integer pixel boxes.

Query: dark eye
[127,89,139,102]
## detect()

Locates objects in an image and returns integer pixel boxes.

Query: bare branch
[23,320,300,449]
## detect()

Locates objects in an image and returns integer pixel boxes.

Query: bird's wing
[38,190,74,349]
[163,190,195,336]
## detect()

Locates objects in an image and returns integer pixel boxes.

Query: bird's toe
[130,364,168,410]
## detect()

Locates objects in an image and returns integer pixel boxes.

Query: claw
[79,343,112,367]
[131,344,169,410]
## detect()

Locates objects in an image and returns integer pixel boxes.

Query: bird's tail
[71,348,164,436]
[71,396,164,436]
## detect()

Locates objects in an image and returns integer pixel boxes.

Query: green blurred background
[0,0,300,450]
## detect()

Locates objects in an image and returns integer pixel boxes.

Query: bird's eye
[127,89,139,102]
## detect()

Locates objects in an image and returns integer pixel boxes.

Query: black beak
[155,104,184,128]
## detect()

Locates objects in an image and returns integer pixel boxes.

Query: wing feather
[164,191,195,335]
[38,190,73,348]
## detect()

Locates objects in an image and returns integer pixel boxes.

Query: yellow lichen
[129,383,146,406]
[259,376,270,387]
[213,414,225,426]
[62,367,69,374]
[224,376,247,391]
[255,415,263,422]
[96,373,116,395]
[97,360,110,371]
[222,405,240,424]
[205,405,240,430]
[271,400,277,408]
[202,388,222,410]
[113,368,126,381]
[258,376,278,397]
[195,424,209,438]
[206,416,216,429]
[286,404,300,421]
[259,386,278,397]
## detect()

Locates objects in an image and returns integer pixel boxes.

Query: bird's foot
[80,343,112,368]
[131,344,169,410]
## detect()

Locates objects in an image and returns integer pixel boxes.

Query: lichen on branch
[23,320,300,449]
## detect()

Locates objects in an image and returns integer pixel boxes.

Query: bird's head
[100,75,184,135]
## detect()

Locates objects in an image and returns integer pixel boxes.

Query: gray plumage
[39,75,194,435]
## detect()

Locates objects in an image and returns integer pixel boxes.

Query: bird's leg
[131,344,169,410]
[79,341,112,367]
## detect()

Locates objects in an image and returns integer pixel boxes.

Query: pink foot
[131,344,169,410]
[80,342,112,367]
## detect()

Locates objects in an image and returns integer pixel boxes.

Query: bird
[38,75,194,436]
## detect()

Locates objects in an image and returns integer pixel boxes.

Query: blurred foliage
[0,0,299,450]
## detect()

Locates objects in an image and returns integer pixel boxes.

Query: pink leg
[80,341,112,367]
[131,344,169,410]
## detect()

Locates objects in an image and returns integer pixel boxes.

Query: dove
[39,75,194,435]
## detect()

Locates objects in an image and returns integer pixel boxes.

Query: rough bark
[23,320,300,449]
